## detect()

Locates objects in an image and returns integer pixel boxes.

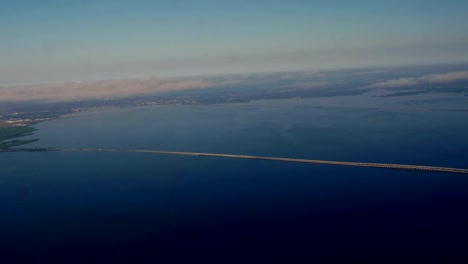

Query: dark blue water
[1,94,468,262]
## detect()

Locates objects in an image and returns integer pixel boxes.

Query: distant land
[1,63,468,148]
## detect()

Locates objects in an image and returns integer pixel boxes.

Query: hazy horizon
[1,63,467,103]
[2,0,468,86]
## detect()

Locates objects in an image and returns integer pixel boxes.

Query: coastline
[1,91,467,150]
[0,124,39,149]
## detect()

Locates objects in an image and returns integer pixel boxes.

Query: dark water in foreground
[1,94,468,262]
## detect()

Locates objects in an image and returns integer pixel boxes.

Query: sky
[1,0,468,85]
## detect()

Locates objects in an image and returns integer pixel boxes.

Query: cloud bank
[365,71,468,89]
[0,70,330,102]
[419,71,468,83]
[0,78,239,102]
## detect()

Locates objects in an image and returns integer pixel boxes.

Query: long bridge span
[15,147,467,174]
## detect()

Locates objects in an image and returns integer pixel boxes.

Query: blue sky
[1,0,468,85]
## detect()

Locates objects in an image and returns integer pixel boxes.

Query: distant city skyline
[1,0,468,85]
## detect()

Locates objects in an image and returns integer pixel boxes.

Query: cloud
[0,78,237,102]
[365,78,419,88]
[0,70,332,102]
[352,70,389,75]
[419,71,468,83]
[365,71,468,89]
[278,81,330,89]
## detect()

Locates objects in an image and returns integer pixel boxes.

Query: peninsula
[0,124,39,149]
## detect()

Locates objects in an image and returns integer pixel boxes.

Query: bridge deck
[48,148,468,175]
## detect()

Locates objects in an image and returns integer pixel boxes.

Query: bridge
[24,148,464,175]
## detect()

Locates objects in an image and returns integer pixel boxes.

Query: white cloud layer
[365,71,468,89]
[419,71,468,83]
[0,71,330,102]
[0,78,238,102]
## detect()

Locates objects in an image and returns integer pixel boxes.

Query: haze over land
[0,65,468,103]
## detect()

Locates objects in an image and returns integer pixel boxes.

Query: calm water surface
[1,94,468,262]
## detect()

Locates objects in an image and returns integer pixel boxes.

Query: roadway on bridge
[52,148,468,175]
